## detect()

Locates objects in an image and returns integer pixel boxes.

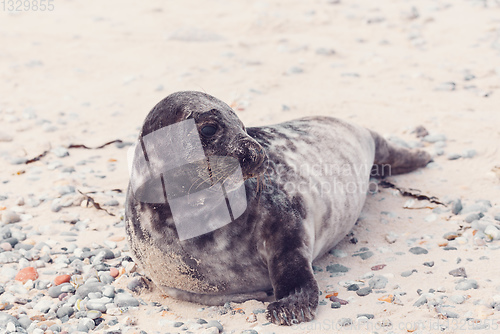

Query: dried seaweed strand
[380,180,446,206]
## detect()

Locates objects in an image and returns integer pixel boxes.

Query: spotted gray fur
[125,91,431,325]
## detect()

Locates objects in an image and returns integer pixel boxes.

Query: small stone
[448,153,461,160]
[15,266,39,283]
[51,146,69,158]
[357,313,374,319]
[449,267,467,278]
[127,277,148,293]
[109,267,119,278]
[114,293,140,307]
[449,199,463,215]
[484,225,500,240]
[347,284,359,291]
[206,320,223,332]
[443,232,459,240]
[369,276,388,289]
[423,134,447,143]
[77,317,95,332]
[439,309,459,318]
[356,287,372,296]
[455,279,479,290]
[1,210,21,224]
[385,232,397,244]
[55,274,71,285]
[326,264,350,273]
[412,125,429,138]
[338,318,352,326]
[450,295,466,304]
[331,301,341,308]
[401,269,417,277]
[435,82,456,91]
[329,249,347,258]
[409,247,428,255]
[57,306,75,318]
[413,295,427,307]
[353,251,374,260]
[104,199,119,206]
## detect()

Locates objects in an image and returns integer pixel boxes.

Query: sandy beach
[1,0,500,333]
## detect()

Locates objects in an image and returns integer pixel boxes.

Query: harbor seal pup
[125,91,431,325]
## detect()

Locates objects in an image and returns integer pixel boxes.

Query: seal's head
[140,91,267,179]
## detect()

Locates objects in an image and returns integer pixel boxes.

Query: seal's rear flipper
[369,130,432,177]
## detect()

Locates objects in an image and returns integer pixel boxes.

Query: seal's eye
[201,125,218,137]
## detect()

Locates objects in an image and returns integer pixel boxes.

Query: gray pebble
[423,134,447,143]
[449,295,466,304]
[409,247,428,255]
[240,330,258,334]
[57,185,75,196]
[104,199,119,206]
[49,283,74,298]
[435,82,456,91]
[413,295,427,307]
[86,299,108,312]
[353,250,374,260]
[369,276,388,289]
[17,315,32,329]
[401,269,417,277]
[356,287,372,296]
[331,302,341,308]
[357,313,374,319]
[449,199,463,215]
[127,277,147,293]
[465,212,483,223]
[462,149,477,158]
[494,214,500,222]
[57,306,75,318]
[326,264,349,273]
[338,317,352,326]
[1,210,21,224]
[173,321,184,327]
[77,317,95,332]
[34,298,53,313]
[206,320,223,332]
[114,292,140,307]
[86,310,102,319]
[447,153,461,160]
[439,309,459,318]
[455,279,479,290]
[449,267,467,278]
[0,313,20,328]
[51,146,69,158]
[76,282,105,298]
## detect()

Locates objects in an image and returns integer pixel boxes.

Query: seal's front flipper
[266,252,319,325]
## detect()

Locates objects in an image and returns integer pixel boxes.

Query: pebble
[51,146,69,158]
[127,277,147,293]
[206,320,223,332]
[423,134,447,143]
[356,287,372,296]
[443,232,459,240]
[369,276,388,289]
[455,279,479,290]
[465,212,483,223]
[435,82,456,91]
[484,225,500,240]
[326,264,350,273]
[447,153,461,160]
[55,274,71,285]
[114,293,140,307]
[57,306,75,318]
[1,210,21,224]
[449,295,466,304]
[409,247,428,255]
[15,266,39,283]
[449,267,467,278]
[328,248,347,258]
[401,269,417,277]
[338,318,352,326]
